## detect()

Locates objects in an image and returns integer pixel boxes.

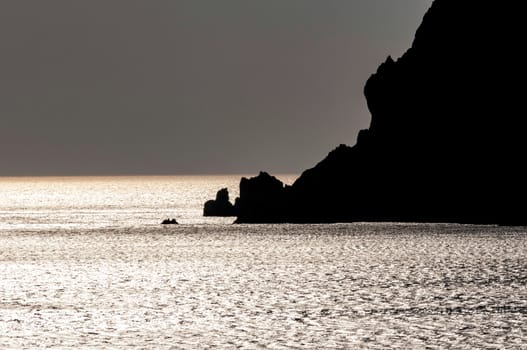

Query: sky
[0,0,433,176]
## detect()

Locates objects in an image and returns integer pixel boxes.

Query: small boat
[161,218,178,225]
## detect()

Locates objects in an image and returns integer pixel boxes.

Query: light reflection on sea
[0,175,278,229]
[0,177,526,349]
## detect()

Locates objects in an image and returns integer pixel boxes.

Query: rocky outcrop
[234,172,288,223]
[209,0,527,225]
[203,188,237,217]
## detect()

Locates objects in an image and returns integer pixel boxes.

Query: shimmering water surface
[1,176,526,349]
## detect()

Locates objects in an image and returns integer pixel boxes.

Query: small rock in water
[161,218,178,225]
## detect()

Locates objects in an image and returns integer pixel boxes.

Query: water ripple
[1,223,527,349]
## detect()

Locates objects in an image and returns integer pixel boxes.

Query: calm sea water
[1,176,526,349]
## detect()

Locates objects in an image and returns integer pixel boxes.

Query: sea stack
[208,0,526,225]
[203,188,237,217]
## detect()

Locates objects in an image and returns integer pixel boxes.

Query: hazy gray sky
[1,0,433,176]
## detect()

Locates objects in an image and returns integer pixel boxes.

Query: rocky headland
[206,0,526,225]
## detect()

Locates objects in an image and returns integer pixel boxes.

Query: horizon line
[0,172,300,179]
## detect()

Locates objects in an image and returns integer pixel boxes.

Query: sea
[1,175,526,349]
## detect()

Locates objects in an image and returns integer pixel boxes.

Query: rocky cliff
[211,0,526,224]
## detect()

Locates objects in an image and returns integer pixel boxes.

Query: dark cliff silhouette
[204,188,238,217]
[207,0,526,225]
[235,172,287,223]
